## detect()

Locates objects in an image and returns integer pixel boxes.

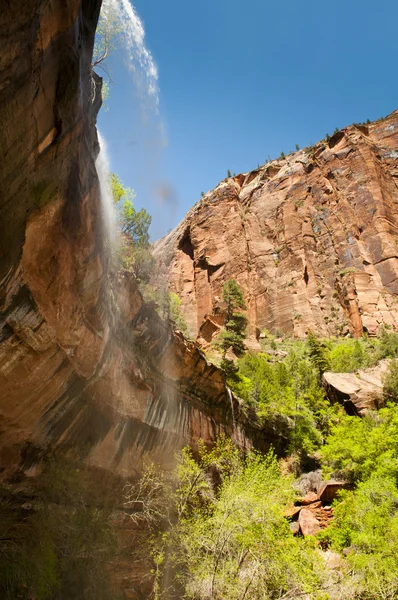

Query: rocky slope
[154,113,398,344]
[0,0,261,482]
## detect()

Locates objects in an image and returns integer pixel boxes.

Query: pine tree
[307,331,330,375]
[219,280,247,374]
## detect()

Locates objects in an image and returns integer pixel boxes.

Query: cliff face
[155,113,398,343]
[0,0,257,480]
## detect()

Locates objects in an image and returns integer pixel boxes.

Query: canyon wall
[155,113,398,343]
[0,0,258,481]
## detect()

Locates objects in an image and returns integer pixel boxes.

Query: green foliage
[229,349,339,458]
[318,397,398,597]
[321,476,398,599]
[378,327,398,359]
[329,339,366,373]
[110,172,151,247]
[121,243,156,282]
[93,1,124,76]
[110,172,127,204]
[227,169,232,177]
[383,359,398,403]
[151,440,321,599]
[140,286,191,337]
[120,200,151,247]
[219,280,247,373]
[320,405,398,483]
[222,279,246,318]
[109,172,154,281]
[307,331,331,375]
[167,292,189,335]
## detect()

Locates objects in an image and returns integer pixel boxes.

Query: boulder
[318,480,349,504]
[289,521,300,535]
[298,491,319,505]
[299,508,321,536]
[323,360,390,415]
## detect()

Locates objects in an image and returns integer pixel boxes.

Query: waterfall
[95,131,118,253]
[100,0,159,114]
[227,386,236,438]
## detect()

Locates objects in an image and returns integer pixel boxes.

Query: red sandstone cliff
[154,114,398,344]
[0,0,260,481]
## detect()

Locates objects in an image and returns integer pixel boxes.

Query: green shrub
[379,328,398,359]
[151,441,322,599]
[320,406,398,483]
[229,349,339,457]
[320,476,398,599]
[383,359,398,403]
[329,339,366,372]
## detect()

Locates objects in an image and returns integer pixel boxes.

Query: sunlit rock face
[155,113,398,343]
[0,0,260,479]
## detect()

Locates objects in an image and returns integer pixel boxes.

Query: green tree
[120,200,151,247]
[110,173,151,247]
[92,1,123,73]
[219,280,247,372]
[222,279,246,321]
[166,292,189,335]
[307,331,331,376]
[110,172,154,281]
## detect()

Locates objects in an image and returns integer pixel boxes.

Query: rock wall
[0,0,261,481]
[155,113,398,342]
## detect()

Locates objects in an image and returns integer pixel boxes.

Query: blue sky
[98,0,398,240]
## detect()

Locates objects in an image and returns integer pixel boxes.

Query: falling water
[227,386,236,438]
[101,0,159,114]
[95,131,119,252]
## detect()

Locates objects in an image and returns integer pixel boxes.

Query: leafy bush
[379,328,398,359]
[383,359,398,403]
[229,350,339,457]
[320,406,398,483]
[320,476,398,599]
[329,339,366,372]
[150,440,321,599]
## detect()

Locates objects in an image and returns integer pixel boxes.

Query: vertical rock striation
[155,113,398,342]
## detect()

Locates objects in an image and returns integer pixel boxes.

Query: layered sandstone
[155,114,398,342]
[0,0,260,482]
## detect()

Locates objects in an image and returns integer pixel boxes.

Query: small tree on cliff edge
[219,280,247,375]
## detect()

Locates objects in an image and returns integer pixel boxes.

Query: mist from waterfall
[96,131,119,254]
